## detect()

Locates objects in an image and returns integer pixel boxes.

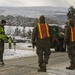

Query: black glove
[32,42,36,49]
[32,45,35,49]
[7,37,9,39]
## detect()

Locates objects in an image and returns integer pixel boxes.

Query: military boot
[1,62,5,66]
[38,63,43,68]
[38,64,43,72]
[38,63,47,72]
[0,62,5,66]
[37,68,43,72]
[42,63,47,72]
[66,64,75,70]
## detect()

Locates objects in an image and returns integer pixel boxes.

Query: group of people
[32,15,75,72]
[0,15,75,72]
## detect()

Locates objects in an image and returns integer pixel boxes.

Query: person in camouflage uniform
[0,20,7,66]
[32,15,52,72]
[64,19,75,70]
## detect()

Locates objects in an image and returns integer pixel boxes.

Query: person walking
[32,15,52,72]
[8,36,12,49]
[64,19,75,70]
[0,20,7,66]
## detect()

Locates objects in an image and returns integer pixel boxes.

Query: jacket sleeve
[48,25,52,43]
[32,25,38,45]
[64,26,70,45]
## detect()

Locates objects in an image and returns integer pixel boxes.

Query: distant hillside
[0,6,68,24]
[0,6,67,17]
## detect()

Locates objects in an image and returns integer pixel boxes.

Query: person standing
[13,37,16,52]
[64,19,75,70]
[0,20,7,66]
[32,15,52,72]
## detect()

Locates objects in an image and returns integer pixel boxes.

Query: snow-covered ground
[4,43,37,60]
[4,43,55,60]
[4,49,36,60]
[3,43,75,75]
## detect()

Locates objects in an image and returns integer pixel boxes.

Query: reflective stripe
[38,23,42,39]
[45,24,50,37]
[71,27,74,41]
[69,26,75,41]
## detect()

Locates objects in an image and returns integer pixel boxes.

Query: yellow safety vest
[8,38,12,43]
[0,25,6,40]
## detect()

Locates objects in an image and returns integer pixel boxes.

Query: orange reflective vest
[38,23,50,39]
[70,26,75,42]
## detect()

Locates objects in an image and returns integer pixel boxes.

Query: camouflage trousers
[67,43,75,65]
[9,43,11,49]
[0,43,4,62]
[36,46,51,66]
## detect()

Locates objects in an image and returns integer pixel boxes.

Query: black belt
[0,32,5,34]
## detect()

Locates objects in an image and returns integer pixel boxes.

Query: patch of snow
[4,49,36,60]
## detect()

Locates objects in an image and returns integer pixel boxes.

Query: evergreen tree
[67,6,75,19]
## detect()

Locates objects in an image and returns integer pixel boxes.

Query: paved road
[0,52,70,75]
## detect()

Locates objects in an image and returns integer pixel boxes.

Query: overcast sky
[0,0,75,7]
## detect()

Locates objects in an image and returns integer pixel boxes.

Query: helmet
[1,19,6,24]
[39,15,45,23]
[68,19,74,27]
